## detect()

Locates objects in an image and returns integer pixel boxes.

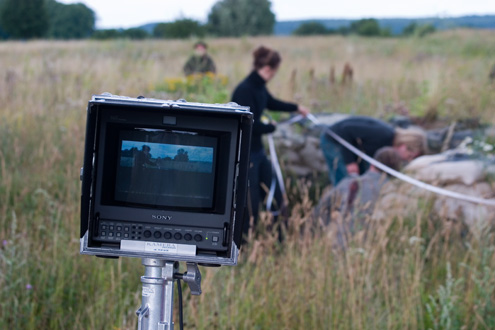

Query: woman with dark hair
[232,46,310,234]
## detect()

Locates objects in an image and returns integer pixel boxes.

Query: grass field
[1,30,495,329]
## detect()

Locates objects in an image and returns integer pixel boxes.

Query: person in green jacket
[183,41,216,76]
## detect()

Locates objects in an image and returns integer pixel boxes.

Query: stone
[405,151,487,186]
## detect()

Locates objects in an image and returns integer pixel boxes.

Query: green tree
[350,18,382,36]
[293,21,333,36]
[121,28,149,39]
[207,0,275,37]
[45,0,95,39]
[153,19,205,39]
[0,0,5,39]
[0,0,48,39]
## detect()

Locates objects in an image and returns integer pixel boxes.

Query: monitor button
[154,231,162,239]
[184,233,192,241]
[212,236,219,242]
[174,233,182,240]
[164,232,172,239]
[143,230,152,238]
[194,234,202,242]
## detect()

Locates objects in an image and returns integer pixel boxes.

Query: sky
[58,0,495,29]
[122,141,213,163]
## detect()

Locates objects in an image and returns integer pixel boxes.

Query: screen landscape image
[115,140,216,208]
[120,140,214,173]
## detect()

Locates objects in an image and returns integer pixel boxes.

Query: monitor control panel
[93,220,227,252]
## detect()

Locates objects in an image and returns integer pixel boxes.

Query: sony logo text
[151,215,172,220]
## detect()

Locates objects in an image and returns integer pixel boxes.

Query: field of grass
[1,30,495,329]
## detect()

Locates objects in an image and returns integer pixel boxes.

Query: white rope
[293,113,495,207]
[266,133,287,213]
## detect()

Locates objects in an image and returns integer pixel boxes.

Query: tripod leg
[137,259,177,330]
[161,262,177,330]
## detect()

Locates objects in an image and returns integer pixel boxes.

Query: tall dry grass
[0,30,494,329]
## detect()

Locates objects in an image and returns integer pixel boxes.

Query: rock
[374,151,495,227]
[406,160,485,186]
[372,182,435,221]
[433,183,495,226]
[272,113,349,176]
[405,150,488,186]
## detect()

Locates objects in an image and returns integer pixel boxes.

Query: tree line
[94,0,276,40]
[292,19,436,37]
[0,0,434,40]
[0,0,276,40]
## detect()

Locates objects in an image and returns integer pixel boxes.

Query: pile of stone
[271,113,495,227]
[272,114,347,177]
[374,149,495,227]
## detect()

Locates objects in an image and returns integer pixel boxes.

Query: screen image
[114,129,218,209]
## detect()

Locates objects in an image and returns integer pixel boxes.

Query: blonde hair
[393,127,428,156]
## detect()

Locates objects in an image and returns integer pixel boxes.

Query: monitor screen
[113,128,218,209]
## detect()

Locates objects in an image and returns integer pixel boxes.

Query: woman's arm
[266,91,298,112]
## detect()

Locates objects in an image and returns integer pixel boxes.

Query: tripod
[136,258,202,330]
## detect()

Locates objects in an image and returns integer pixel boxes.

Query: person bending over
[320,116,427,185]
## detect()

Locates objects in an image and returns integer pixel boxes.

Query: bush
[91,28,149,40]
[152,73,229,103]
[293,21,333,36]
[91,29,121,40]
[402,22,436,37]
[350,18,382,37]
[153,19,205,39]
[121,28,149,40]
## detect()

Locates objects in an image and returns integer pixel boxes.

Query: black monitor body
[80,94,252,266]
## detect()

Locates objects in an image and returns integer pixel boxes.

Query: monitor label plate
[120,240,196,256]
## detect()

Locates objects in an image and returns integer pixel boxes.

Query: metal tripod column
[137,258,178,330]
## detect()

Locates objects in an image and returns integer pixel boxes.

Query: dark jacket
[232,71,298,152]
[330,116,395,164]
[183,54,216,75]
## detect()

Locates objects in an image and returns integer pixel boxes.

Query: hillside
[137,15,495,36]
[275,15,495,35]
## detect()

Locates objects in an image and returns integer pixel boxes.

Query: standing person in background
[231,45,310,236]
[320,116,427,186]
[183,41,216,76]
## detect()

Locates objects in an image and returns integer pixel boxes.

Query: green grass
[1,30,495,329]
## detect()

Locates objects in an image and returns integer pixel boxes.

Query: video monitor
[80,94,252,266]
